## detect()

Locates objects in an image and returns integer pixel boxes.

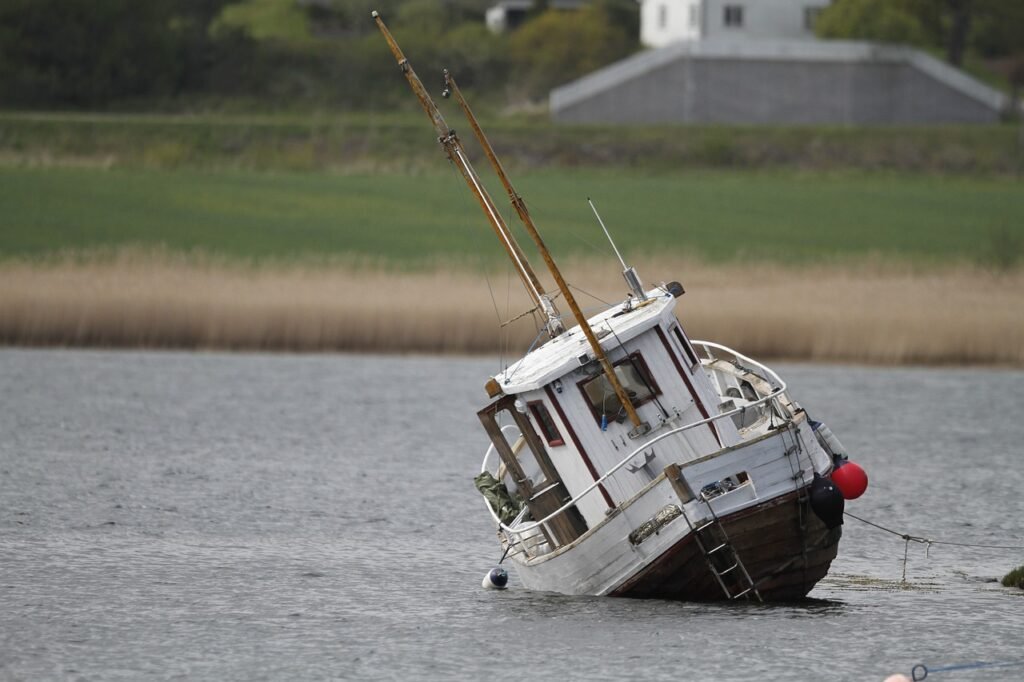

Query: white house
[640,0,833,48]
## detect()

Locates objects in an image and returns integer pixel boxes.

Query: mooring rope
[911,659,1024,680]
[844,511,1024,551]
[843,511,1024,583]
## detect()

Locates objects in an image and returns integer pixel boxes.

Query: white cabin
[482,288,754,538]
[640,0,833,48]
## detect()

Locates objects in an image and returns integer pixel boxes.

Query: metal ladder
[666,464,762,602]
[686,495,762,602]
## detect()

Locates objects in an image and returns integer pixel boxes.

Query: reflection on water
[1,350,1022,680]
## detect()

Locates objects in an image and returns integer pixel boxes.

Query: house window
[658,4,668,29]
[528,401,565,447]
[578,352,661,425]
[804,6,823,31]
[723,4,744,27]
[689,3,699,28]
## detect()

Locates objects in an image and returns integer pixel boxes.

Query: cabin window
[723,4,744,27]
[672,325,700,369]
[658,4,668,29]
[528,401,565,447]
[578,352,661,425]
[689,3,699,28]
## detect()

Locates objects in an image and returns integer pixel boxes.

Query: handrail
[481,424,522,474]
[479,341,790,538]
[694,340,786,392]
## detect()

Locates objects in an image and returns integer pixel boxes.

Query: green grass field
[1,165,1022,268]
[2,111,1022,174]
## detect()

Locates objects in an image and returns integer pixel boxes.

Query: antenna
[588,198,647,301]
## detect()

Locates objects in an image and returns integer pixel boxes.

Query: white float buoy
[482,567,508,590]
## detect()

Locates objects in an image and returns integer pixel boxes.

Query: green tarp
[474,471,525,526]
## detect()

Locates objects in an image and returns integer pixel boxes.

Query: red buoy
[831,460,868,500]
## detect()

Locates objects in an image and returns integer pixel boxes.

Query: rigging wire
[443,152,502,362]
[442,147,524,375]
[483,273,504,370]
[566,226,613,258]
[504,262,512,374]
[501,326,551,386]
[568,283,613,307]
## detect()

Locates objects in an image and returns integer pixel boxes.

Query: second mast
[372,11,563,336]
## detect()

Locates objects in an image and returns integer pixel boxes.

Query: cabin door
[479,396,588,547]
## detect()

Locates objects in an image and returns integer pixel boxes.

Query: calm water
[1,350,1022,681]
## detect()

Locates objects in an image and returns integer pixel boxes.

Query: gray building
[550,39,1011,125]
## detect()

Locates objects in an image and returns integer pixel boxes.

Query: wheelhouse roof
[492,289,678,395]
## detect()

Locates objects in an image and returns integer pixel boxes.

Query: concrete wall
[550,40,1007,125]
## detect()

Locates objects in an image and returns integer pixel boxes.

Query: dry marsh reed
[1,252,1022,366]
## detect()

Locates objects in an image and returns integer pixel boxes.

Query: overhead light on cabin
[553,379,563,394]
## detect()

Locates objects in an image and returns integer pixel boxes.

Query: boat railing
[695,340,786,393]
[481,424,524,475]
[480,341,791,555]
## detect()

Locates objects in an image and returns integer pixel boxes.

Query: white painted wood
[502,421,830,596]
[480,290,844,598]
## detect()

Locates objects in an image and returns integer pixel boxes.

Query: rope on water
[844,511,1024,551]
[911,659,1024,680]
[843,511,1024,583]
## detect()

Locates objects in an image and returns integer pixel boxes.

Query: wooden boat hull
[610,489,841,601]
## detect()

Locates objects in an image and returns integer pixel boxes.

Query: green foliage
[593,0,641,41]
[396,0,448,34]
[978,226,1024,273]
[216,0,312,42]
[441,23,510,90]
[1003,565,1024,589]
[0,0,177,106]
[3,111,1020,174]
[816,0,1024,67]
[972,1,1024,58]
[816,0,930,46]
[0,0,637,110]
[509,6,636,100]
[0,0,249,107]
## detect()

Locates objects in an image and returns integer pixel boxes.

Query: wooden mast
[373,10,648,437]
[372,11,563,335]
[443,71,648,436]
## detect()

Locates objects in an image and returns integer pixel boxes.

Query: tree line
[0,0,638,109]
[817,0,1024,97]
[0,0,1021,111]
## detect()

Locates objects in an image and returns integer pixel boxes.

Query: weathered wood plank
[610,490,841,601]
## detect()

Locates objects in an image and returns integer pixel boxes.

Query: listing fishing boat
[373,12,867,601]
